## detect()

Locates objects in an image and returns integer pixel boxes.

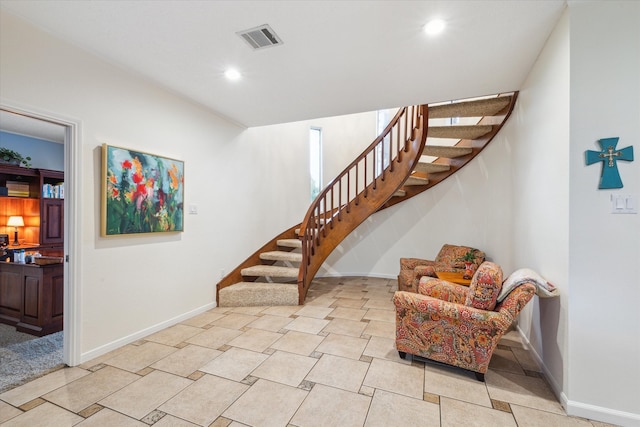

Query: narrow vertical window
[376,109,392,176]
[309,127,322,201]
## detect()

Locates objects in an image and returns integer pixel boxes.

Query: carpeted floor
[0,324,64,393]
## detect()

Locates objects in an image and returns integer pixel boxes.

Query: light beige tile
[315,333,368,360]
[227,328,283,352]
[270,331,325,356]
[152,414,200,426]
[336,290,368,300]
[499,329,527,349]
[328,307,367,321]
[291,383,370,427]
[0,367,90,407]
[211,313,259,330]
[185,326,243,349]
[260,306,300,318]
[363,336,406,362]
[486,370,565,414]
[222,379,307,427]
[78,344,136,370]
[99,370,192,420]
[362,308,396,323]
[180,311,226,327]
[76,407,146,426]
[305,354,369,393]
[321,318,367,337]
[0,400,22,424]
[246,314,293,332]
[363,358,424,399]
[229,306,269,315]
[150,345,222,377]
[441,396,517,427]
[159,374,248,426]
[1,402,82,427]
[304,295,338,307]
[284,316,330,335]
[490,348,526,375]
[511,346,541,372]
[251,350,317,387]
[294,305,334,319]
[423,363,492,407]
[363,320,396,339]
[363,298,394,310]
[43,366,139,413]
[145,324,204,346]
[332,298,366,309]
[199,347,268,381]
[104,341,178,373]
[511,404,594,427]
[365,389,440,427]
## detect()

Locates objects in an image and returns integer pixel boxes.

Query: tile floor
[0,277,615,427]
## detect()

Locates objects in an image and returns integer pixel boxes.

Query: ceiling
[0,109,66,144]
[0,1,566,128]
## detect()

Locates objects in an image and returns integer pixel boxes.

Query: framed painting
[101,144,184,236]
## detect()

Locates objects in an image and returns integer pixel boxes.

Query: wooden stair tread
[428,125,493,140]
[260,251,303,262]
[422,145,473,158]
[241,265,299,277]
[414,162,451,174]
[429,96,512,118]
[277,239,302,248]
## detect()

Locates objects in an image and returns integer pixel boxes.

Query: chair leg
[398,351,407,360]
[474,372,485,382]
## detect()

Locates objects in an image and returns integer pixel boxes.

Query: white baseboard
[515,325,640,427]
[79,302,216,364]
[316,272,396,280]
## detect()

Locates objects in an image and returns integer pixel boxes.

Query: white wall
[567,1,640,424]
[0,10,379,361]
[508,7,570,404]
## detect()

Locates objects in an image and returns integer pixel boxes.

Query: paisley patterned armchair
[394,262,535,381]
[398,244,485,292]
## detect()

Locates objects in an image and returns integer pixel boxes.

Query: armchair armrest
[400,258,435,271]
[394,291,506,328]
[418,278,469,304]
[414,264,437,279]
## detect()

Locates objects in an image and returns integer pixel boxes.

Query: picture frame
[101,144,184,236]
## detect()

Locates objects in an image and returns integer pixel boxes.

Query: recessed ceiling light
[423,19,446,36]
[225,68,242,81]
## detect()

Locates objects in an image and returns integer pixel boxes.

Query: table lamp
[7,216,24,246]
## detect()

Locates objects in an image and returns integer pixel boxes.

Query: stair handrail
[297,104,428,302]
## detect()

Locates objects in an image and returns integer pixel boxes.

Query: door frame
[0,102,82,365]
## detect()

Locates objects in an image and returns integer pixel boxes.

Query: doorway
[0,105,79,366]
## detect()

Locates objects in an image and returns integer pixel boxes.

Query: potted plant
[458,249,477,279]
[0,148,31,167]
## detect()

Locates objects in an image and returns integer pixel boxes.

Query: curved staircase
[217,92,518,306]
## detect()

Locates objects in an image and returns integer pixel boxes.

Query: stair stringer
[297,105,429,303]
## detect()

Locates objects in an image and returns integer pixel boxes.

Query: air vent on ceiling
[237,24,283,50]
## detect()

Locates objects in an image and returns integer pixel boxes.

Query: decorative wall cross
[585,137,634,189]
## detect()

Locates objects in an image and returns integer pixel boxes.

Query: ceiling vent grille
[237,24,283,50]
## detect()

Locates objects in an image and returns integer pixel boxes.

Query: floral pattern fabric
[394,278,535,375]
[464,262,503,311]
[398,244,485,292]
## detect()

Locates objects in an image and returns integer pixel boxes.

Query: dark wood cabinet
[41,198,64,245]
[0,165,64,249]
[0,262,63,336]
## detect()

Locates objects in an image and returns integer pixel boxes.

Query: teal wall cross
[585,137,634,189]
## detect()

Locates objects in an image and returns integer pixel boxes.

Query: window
[309,127,322,201]
[375,109,392,176]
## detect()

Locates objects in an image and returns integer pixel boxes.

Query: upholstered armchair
[398,244,485,292]
[394,262,535,381]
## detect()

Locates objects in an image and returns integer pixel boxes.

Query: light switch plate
[611,194,637,214]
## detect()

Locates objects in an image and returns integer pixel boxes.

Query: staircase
[217,92,518,306]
